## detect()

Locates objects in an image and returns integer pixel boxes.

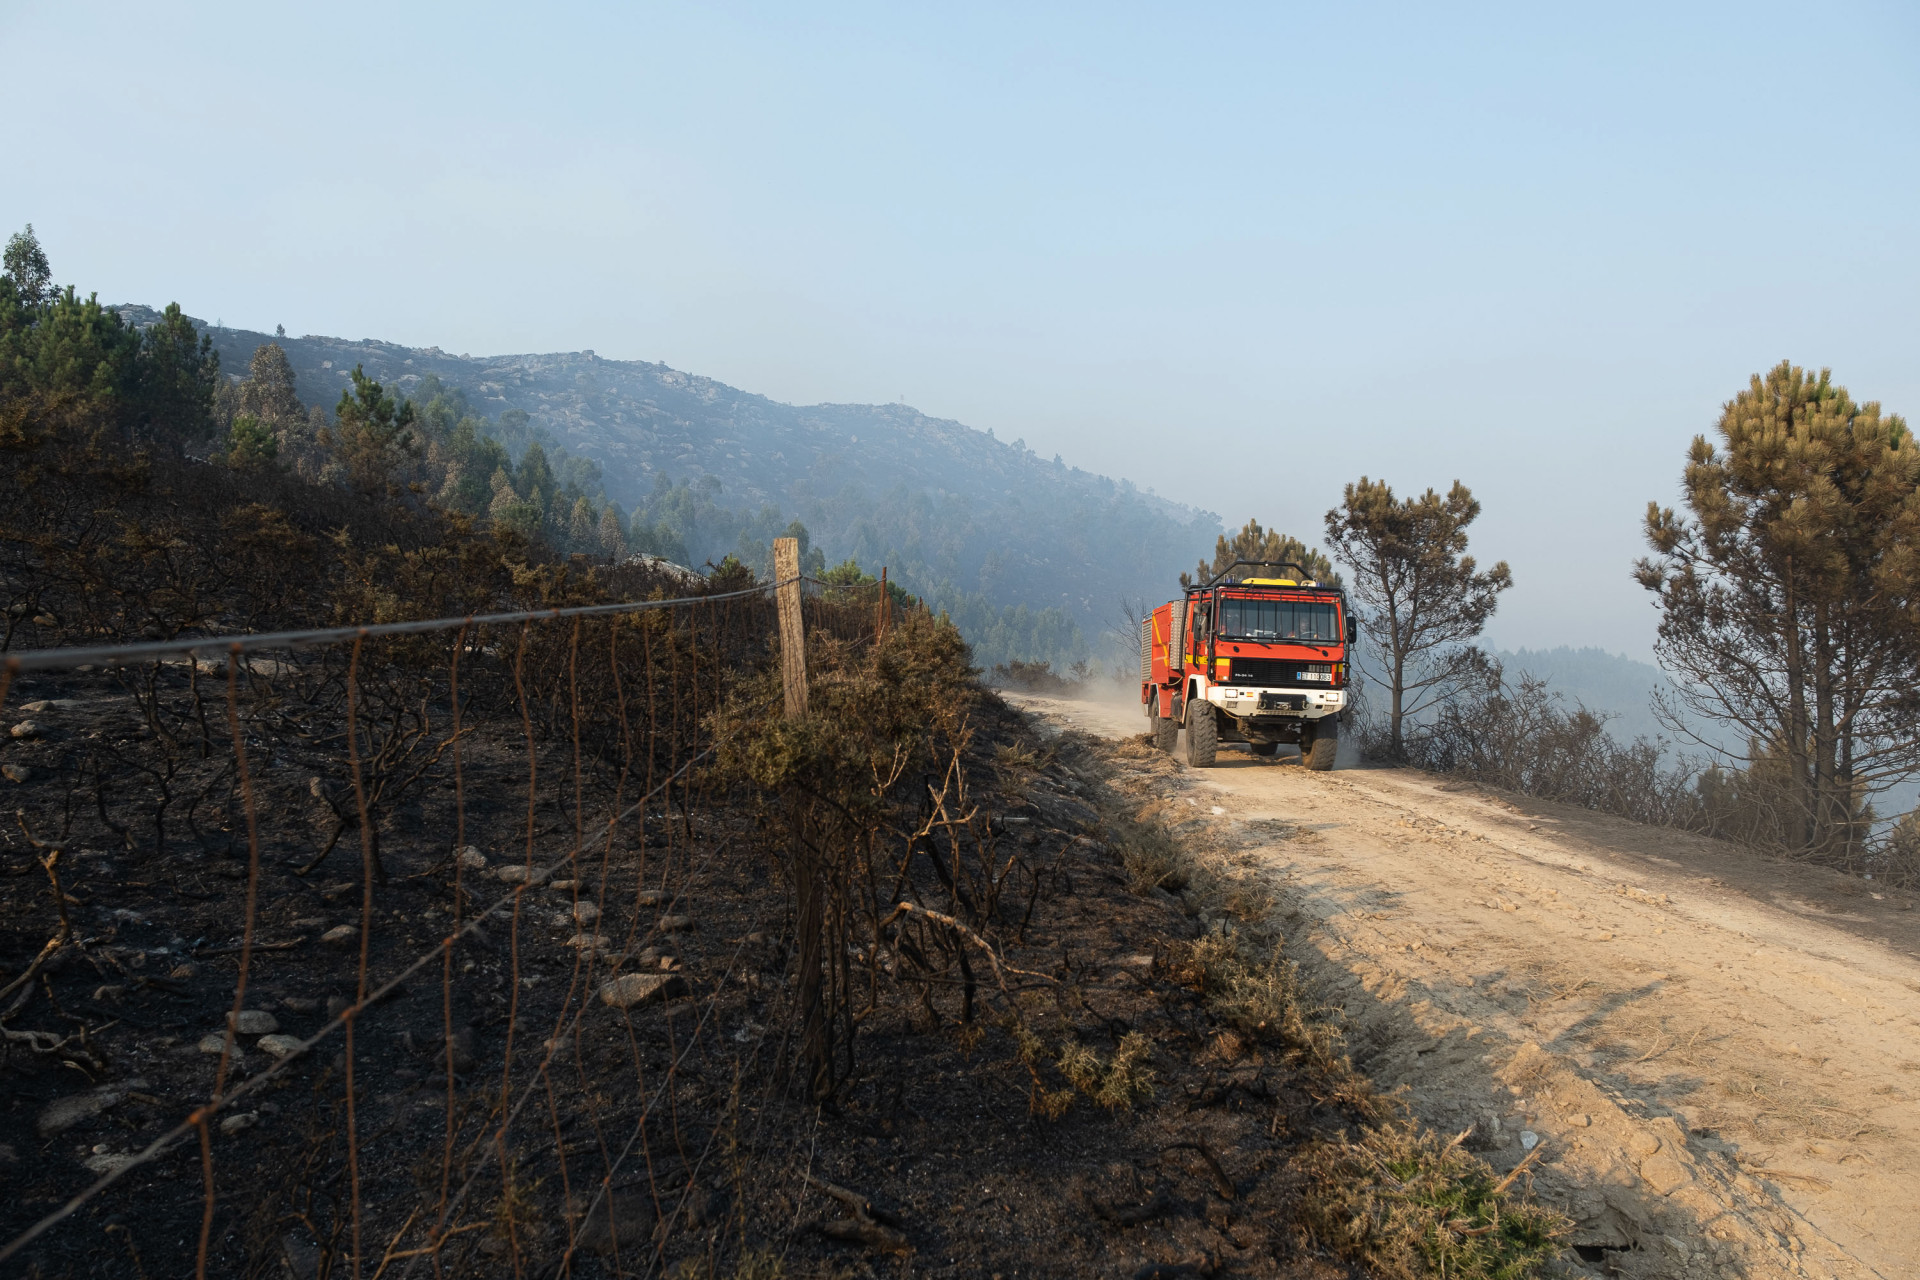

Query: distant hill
[1352,642,1714,751]
[1489,645,1677,744]
[114,308,1219,664]
[1489,645,1919,823]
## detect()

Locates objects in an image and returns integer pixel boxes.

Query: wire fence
[0,570,903,1278]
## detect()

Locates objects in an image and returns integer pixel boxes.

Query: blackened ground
[0,671,1403,1279]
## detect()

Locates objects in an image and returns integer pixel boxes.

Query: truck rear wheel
[1304,721,1337,771]
[1251,741,1279,757]
[1153,709,1178,753]
[1185,699,1217,767]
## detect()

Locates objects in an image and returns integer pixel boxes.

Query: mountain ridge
[114,305,1219,650]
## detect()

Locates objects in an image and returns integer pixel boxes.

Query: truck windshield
[1218,596,1340,642]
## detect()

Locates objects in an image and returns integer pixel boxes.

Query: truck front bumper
[1209,686,1344,719]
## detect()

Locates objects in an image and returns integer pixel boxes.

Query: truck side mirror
[1345,617,1357,645]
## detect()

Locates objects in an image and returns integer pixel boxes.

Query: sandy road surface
[1007,693,1920,1280]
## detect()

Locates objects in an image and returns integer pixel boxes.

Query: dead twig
[0,935,66,1007]
[817,1215,910,1254]
[802,1171,904,1227]
[805,1171,910,1253]
[16,811,73,945]
[192,939,305,957]
[878,901,1059,991]
[1489,1140,1547,1196]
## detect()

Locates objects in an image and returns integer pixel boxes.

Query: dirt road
[1007,693,1920,1280]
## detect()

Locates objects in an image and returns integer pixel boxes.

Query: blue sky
[8,1,1918,657]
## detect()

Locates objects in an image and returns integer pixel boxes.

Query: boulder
[657,915,695,934]
[599,973,689,1009]
[257,1034,304,1058]
[457,846,488,870]
[229,1010,279,1036]
[320,925,358,947]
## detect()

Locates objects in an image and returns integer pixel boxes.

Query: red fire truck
[1140,561,1355,770]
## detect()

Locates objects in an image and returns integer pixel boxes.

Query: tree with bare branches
[1324,479,1511,758]
[1637,362,1920,867]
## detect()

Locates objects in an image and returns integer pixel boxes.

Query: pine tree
[1183,518,1337,588]
[1324,479,1511,758]
[488,479,519,519]
[516,440,554,509]
[322,365,417,495]
[0,288,139,418]
[1,225,51,306]
[1637,362,1920,867]
[134,303,219,446]
[568,496,596,548]
[238,342,302,423]
[597,505,626,560]
[224,414,279,469]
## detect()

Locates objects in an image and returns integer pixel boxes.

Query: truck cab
[1141,562,1353,770]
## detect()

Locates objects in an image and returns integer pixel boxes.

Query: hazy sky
[9,1,1918,658]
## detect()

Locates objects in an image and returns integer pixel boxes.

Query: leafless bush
[988,658,1087,694]
[1400,674,1699,827]
[1875,811,1920,889]
[1356,670,1920,886]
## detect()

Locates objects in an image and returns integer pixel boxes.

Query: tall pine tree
[1637,362,1920,867]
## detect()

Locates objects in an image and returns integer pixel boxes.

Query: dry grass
[1111,809,1197,895]
[1297,1126,1566,1280]
[1012,1020,1158,1118]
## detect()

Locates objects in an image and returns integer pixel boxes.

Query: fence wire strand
[0,571,894,1276]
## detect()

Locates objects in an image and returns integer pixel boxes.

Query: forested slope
[116,307,1218,664]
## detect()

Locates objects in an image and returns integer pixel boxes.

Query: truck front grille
[1226,659,1335,687]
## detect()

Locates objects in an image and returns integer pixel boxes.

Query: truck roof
[1186,578,1345,596]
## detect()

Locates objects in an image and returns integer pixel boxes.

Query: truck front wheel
[1304,720,1338,771]
[1185,699,1217,767]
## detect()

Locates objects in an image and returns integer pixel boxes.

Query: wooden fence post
[877,566,888,642]
[773,537,807,719]
[773,535,829,1094]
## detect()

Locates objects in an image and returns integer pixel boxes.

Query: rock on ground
[598,973,689,1009]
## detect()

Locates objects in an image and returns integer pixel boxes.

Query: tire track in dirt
[1007,692,1920,1280]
